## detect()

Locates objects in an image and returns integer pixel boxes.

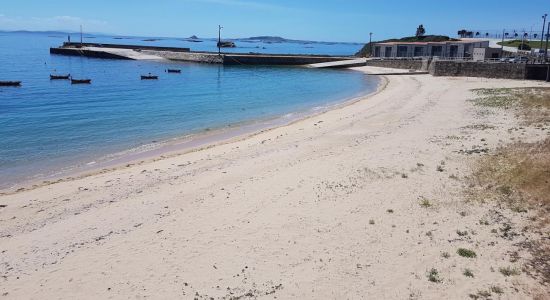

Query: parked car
[508,56,529,63]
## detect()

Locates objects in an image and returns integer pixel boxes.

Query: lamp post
[542,14,547,52]
[369,32,373,57]
[218,25,223,55]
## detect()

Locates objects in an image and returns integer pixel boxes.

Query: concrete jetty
[50,42,353,66]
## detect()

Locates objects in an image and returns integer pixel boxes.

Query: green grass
[457,248,477,258]
[497,39,544,49]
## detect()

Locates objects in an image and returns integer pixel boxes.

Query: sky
[0,0,548,42]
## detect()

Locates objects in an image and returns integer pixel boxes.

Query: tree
[457,29,467,38]
[416,24,426,37]
[485,32,489,37]
[475,32,480,36]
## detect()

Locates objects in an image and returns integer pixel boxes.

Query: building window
[449,45,459,58]
[384,47,392,57]
[397,46,408,57]
[414,47,424,57]
[431,46,443,57]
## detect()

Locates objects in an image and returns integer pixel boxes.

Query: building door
[374,46,380,57]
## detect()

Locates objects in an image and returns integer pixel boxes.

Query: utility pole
[545,22,550,62]
[369,32,373,57]
[542,14,547,53]
[501,29,505,51]
[218,25,223,55]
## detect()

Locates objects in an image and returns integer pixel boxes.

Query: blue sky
[0,0,548,42]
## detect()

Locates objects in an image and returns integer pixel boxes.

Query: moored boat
[167,69,181,73]
[0,81,22,87]
[141,74,159,80]
[71,79,92,84]
[50,74,71,80]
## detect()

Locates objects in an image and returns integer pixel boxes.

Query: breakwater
[50,43,352,66]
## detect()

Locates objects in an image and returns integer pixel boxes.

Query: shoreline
[1,67,547,299]
[1,74,384,194]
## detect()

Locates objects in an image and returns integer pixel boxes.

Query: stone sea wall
[429,61,526,79]
[365,59,423,70]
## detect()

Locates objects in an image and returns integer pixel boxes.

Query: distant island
[237,36,362,46]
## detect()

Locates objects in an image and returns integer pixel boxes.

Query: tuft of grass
[427,268,442,283]
[449,174,459,180]
[490,286,504,294]
[369,219,375,225]
[499,266,521,276]
[456,230,469,237]
[436,165,445,172]
[386,209,394,214]
[441,252,450,259]
[469,290,492,299]
[463,268,474,278]
[420,197,432,208]
[457,248,477,258]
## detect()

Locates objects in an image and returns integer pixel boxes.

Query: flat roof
[375,39,488,46]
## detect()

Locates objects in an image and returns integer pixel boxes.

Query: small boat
[71,79,92,84]
[50,74,71,80]
[141,74,159,80]
[0,81,21,87]
[166,69,181,73]
[217,41,236,48]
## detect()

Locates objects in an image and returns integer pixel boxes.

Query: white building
[372,39,490,58]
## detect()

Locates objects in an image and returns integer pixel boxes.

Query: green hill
[355,35,458,57]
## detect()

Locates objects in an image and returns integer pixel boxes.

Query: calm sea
[0,32,377,188]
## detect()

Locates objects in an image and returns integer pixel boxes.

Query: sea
[0,31,378,189]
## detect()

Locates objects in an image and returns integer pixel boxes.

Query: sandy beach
[1,66,548,299]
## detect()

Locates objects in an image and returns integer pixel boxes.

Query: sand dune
[0,67,547,299]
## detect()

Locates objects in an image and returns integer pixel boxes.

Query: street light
[218,25,223,55]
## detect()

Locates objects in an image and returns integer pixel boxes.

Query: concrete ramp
[85,47,165,60]
[307,58,367,69]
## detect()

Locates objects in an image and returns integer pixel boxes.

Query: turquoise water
[0,32,377,188]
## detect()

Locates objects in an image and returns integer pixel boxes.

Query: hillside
[355,35,458,57]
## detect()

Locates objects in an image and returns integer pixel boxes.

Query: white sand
[1,67,548,299]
